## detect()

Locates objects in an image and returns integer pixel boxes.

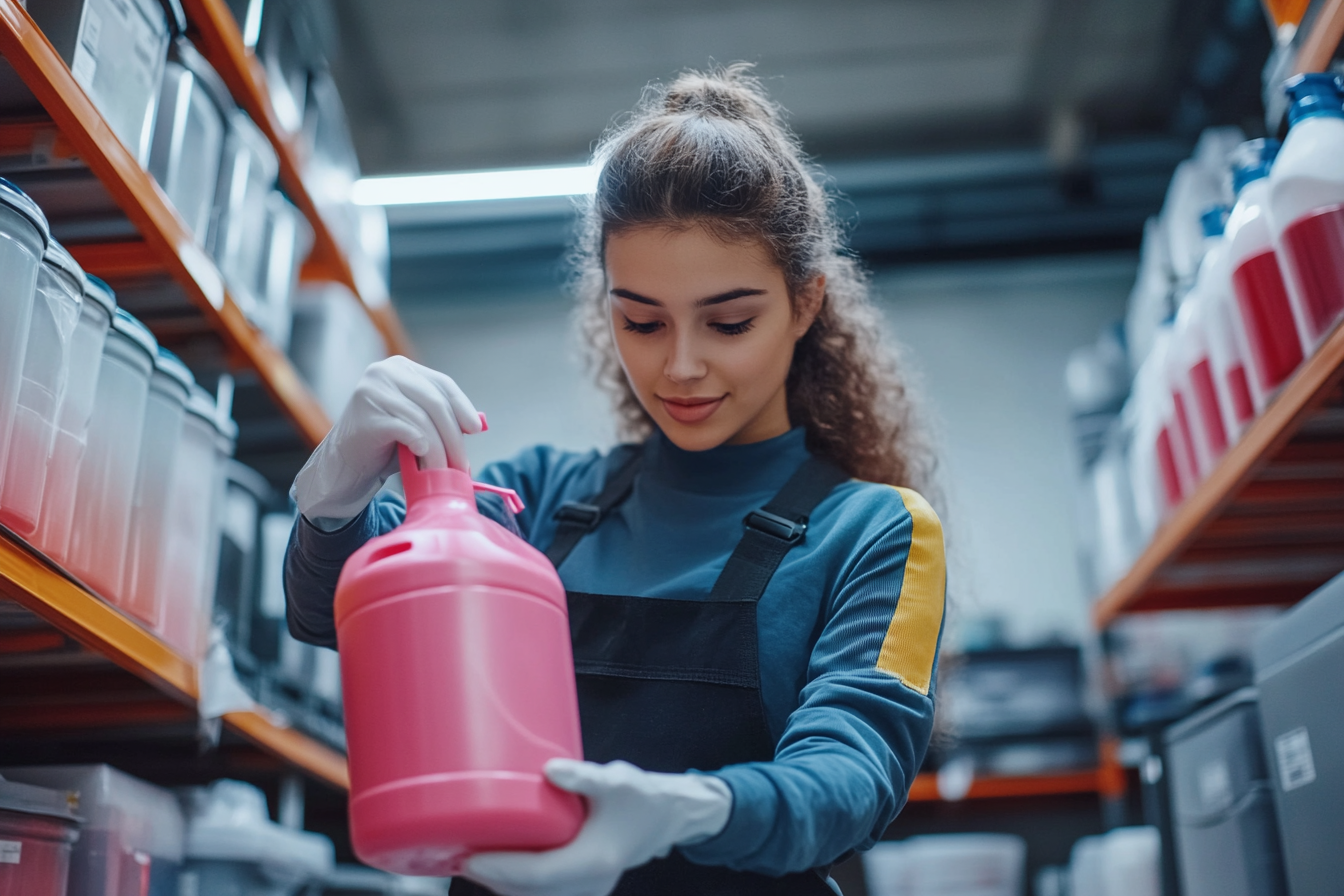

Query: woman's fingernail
[478,412,489,432]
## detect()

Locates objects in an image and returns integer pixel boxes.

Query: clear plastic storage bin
[148,39,232,245]
[122,348,194,629]
[35,274,115,562]
[0,775,80,896]
[0,179,51,515]
[209,110,279,322]
[2,765,185,896]
[66,309,156,601]
[0,239,83,536]
[159,385,235,661]
[254,191,311,351]
[180,779,333,896]
[26,0,172,165]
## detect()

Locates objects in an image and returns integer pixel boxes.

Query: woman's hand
[293,356,482,526]
[463,759,733,896]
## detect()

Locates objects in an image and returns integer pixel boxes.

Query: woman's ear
[791,275,826,339]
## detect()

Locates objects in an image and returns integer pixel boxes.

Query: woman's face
[605,223,822,451]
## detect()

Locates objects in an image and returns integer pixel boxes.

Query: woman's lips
[659,395,726,424]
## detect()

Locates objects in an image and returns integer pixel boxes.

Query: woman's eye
[622,316,662,334]
[711,318,756,336]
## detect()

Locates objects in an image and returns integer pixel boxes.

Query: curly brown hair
[569,63,936,493]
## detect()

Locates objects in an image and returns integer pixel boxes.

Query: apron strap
[544,444,645,568]
[708,456,850,602]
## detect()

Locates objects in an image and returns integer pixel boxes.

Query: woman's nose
[664,332,707,383]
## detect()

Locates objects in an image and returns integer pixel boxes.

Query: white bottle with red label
[1171,213,1229,480]
[1224,139,1304,412]
[1266,73,1344,352]
[1201,217,1258,444]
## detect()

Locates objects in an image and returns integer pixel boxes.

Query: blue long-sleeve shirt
[285,427,945,875]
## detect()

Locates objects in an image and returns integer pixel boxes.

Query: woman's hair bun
[661,63,780,126]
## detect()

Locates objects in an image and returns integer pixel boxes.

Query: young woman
[286,65,946,896]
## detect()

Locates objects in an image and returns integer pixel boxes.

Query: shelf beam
[0,0,331,448]
[1296,0,1344,73]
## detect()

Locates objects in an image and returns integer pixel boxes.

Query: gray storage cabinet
[1165,687,1288,896]
[1253,571,1344,896]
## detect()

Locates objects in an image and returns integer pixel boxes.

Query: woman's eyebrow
[609,287,766,307]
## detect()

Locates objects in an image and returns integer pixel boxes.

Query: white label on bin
[71,6,101,87]
[0,840,20,864]
[1275,727,1317,792]
[1199,760,1233,813]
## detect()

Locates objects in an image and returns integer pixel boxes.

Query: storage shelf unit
[177,0,412,358]
[0,528,349,788]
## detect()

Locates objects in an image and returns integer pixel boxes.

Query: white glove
[293,356,483,526]
[463,759,733,896]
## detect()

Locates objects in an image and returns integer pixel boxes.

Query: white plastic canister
[0,177,51,501]
[0,240,84,536]
[34,275,115,562]
[66,310,157,600]
[122,348,194,629]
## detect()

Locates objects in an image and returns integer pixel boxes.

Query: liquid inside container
[335,446,585,876]
[34,275,115,563]
[66,309,157,601]
[0,240,83,537]
[0,776,81,896]
[121,349,194,630]
[0,179,51,511]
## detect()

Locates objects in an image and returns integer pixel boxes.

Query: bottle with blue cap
[1224,138,1303,411]
[1267,73,1344,349]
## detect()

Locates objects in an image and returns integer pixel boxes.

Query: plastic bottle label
[1156,427,1183,507]
[1172,391,1199,485]
[1280,203,1344,342]
[0,840,20,864]
[1190,359,1229,455]
[1227,363,1254,423]
[1232,249,1303,391]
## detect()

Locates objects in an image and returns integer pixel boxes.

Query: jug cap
[1230,138,1280,195]
[0,176,49,249]
[399,444,524,514]
[1199,205,1228,238]
[1284,73,1344,127]
[83,274,118,316]
[111,309,159,362]
[42,239,87,296]
[154,346,196,393]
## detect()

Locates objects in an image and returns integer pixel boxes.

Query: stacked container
[148,39,233,245]
[2,765,185,896]
[159,385,236,662]
[289,283,386,418]
[1224,139,1302,411]
[1267,74,1344,352]
[0,237,79,536]
[66,309,157,600]
[0,776,81,896]
[210,110,280,323]
[35,275,115,562]
[254,191,312,350]
[121,349,194,629]
[0,179,52,521]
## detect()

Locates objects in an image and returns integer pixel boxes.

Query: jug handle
[397,443,526,515]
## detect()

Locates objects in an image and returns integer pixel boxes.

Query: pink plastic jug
[334,444,586,877]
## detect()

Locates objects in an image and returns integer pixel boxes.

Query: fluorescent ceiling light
[352,164,599,206]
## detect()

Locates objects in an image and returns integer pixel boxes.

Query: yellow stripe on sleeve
[875,487,946,695]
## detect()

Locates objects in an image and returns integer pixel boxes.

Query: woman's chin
[654,415,737,453]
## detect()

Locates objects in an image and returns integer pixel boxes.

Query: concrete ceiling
[328,0,1184,175]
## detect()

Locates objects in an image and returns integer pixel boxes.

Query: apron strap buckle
[744,508,807,543]
[555,501,603,528]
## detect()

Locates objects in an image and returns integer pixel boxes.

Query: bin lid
[0,776,80,823]
[0,176,50,249]
[181,780,333,882]
[1164,686,1258,745]
[226,460,274,504]
[154,347,195,393]
[83,274,118,316]
[1,765,182,859]
[111,309,159,362]
[1254,571,1344,678]
[42,240,87,295]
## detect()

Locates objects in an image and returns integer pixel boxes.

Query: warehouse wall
[395,251,1135,645]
